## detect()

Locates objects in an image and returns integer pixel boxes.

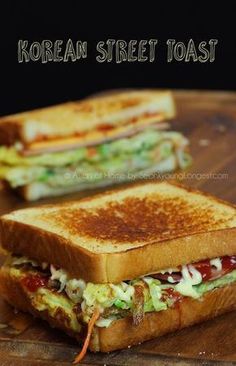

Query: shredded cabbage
[8,255,236,328]
[50,265,68,292]
[65,279,86,303]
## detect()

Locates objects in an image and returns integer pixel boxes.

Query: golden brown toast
[0,90,175,152]
[1,182,236,283]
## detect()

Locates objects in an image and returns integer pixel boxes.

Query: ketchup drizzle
[21,274,48,292]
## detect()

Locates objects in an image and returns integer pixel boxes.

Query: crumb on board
[199,139,210,147]
[0,324,8,329]
[215,124,226,132]
[199,351,206,355]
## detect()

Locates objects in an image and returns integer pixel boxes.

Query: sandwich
[0,90,191,201]
[1,181,235,363]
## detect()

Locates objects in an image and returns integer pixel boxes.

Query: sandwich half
[0,182,235,363]
[0,91,191,200]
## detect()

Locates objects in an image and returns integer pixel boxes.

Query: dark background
[1,2,236,116]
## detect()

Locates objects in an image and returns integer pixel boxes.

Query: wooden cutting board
[0,90,236,366]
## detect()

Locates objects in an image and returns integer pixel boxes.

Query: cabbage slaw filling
[6,255,236,329]
[0,129,190,188]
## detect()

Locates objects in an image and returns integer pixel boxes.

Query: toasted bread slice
[22,121,169,156]
[1,182,236,283]
[17,156,178,201]
[0,90,175,152]
[0,266,235,352]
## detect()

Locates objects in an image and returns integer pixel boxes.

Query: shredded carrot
[73,308,100,364]
[87,147,97,158]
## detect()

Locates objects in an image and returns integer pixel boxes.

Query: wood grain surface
[0,90,236,365]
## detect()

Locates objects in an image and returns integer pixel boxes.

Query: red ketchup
[97,124,114,131]
[21,274,48,292]
[162,288,182,303]
[154,255,236,284]
[192,255,236,281]
[87,147,97,158]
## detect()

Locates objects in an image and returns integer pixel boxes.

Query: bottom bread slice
[0,267,235,352]
[17,156,178,200]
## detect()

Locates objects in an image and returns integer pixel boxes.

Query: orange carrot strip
[73,308,100,364]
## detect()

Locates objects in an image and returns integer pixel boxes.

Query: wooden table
[0,90,236,365]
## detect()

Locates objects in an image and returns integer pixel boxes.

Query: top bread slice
[1,182,236,283]
[0,90,175,153]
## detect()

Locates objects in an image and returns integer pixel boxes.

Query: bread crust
[18,179,122,201]
[17,157,178,201]
[1,181,236,283]
[1,215,236,283]
[0,267,87,344]
[22,120,169,155]
[0,218,108,283]
[0,90,175,147]
[96,281,236,352]
[0,266,235,353]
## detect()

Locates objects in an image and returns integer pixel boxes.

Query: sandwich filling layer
[3,254,236,331]
[0,129,190,189]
